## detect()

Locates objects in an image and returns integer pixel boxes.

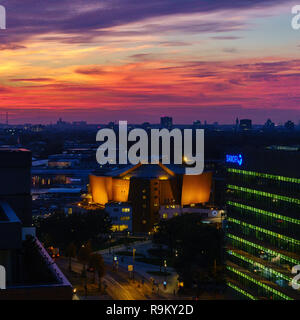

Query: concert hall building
[88,162,213,233]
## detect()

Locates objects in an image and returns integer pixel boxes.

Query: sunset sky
[0,0,299,124]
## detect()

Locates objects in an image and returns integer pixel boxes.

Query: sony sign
[226,154,243,166]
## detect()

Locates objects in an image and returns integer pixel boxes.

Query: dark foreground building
[0,148,73,300]
[225,146,300,300]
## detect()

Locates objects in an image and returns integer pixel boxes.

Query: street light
[164,259,167,283]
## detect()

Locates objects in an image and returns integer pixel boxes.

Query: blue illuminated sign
[226,154,243,166]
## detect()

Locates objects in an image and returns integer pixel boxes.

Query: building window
[120,216,130,221]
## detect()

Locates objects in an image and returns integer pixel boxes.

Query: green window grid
[227,281,257,300]
[227,201,300,225]
[227,250,291,282]
[227,217,300,246]
[227,168,300,184]
[227,184,300,205]
[226,266,293,300]
[227,233,300,265]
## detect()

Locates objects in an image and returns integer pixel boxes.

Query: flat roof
[0,148,32,167]
[225,147,300,178]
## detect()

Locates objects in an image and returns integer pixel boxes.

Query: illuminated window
[226,266,293,300]
[227,233,300,265]
[227,184,300,205]
[227,282,256,300]
[227,250,291,282]
[111,225,128,232]
[227,201,300,225]
[227,217,300,245]
[227,168,300,184]
[163,213,168,219]
[120,216,130,221]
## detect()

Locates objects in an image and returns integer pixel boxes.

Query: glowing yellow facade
[89,164,213,232]
[89,175,130,205]
[181,172,212,205]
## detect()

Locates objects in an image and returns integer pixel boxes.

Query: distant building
[72,121,87,126]
[48,154,80,168]
[193,120,201,128]
[105,202,132,232]
[89,162,212,233]
[160,117,173,129]
[56,118,69,126]
[284,120,295,131]
[141,122,151,130]
[107,122,115,129]
[0,148,72,300]
[263,119,275,131]
[239,119,252,131]
[159,205,224,225]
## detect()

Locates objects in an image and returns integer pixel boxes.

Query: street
[56,256,169,300]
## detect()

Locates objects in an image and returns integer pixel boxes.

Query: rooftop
[93,162,186,179]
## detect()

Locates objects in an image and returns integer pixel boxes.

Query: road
[56,257,164,300]
[99,242,181,298]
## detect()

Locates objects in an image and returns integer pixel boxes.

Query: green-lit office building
[225,146,300,300]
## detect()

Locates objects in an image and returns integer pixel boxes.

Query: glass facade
[225,165,300,300]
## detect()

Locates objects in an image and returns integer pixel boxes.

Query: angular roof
[94,162,186,179]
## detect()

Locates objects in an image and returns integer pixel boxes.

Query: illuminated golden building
[89,175,130,205]
[89,162,212,233]
[181,172,212,205]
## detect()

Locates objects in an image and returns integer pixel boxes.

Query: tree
[78,241,92,277]
[65,242,77,272]
[89,253,106,291]
[154,214,225,290]
[36,209,112,250]
[41,233,53,248]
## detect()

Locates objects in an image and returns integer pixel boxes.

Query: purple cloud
[0,0,288,45]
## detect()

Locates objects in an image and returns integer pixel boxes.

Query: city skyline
[0,0,299,124]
